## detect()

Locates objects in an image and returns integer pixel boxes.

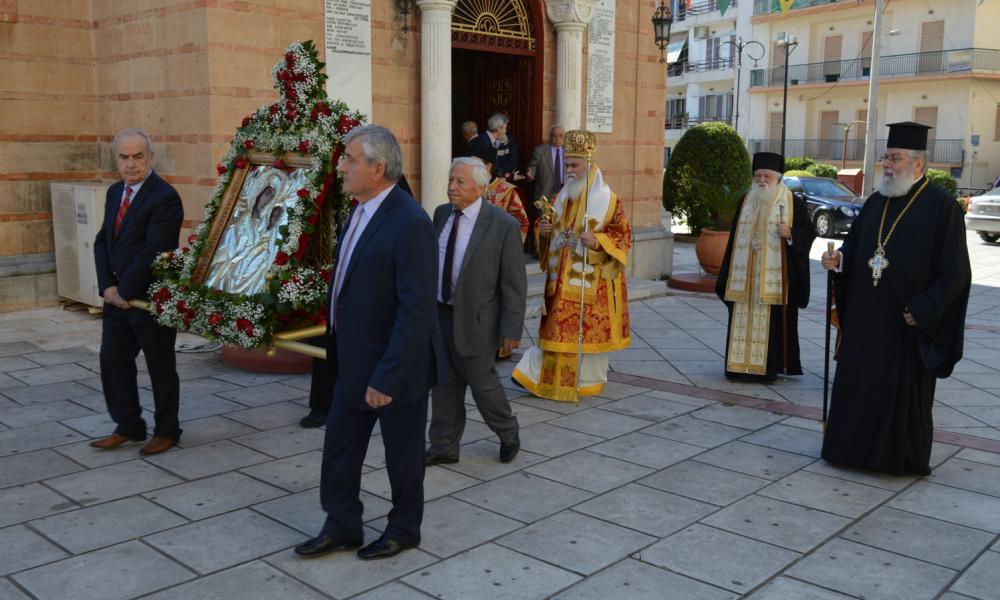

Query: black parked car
[782,175,865,238]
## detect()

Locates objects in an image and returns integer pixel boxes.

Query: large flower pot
[694,228,730,276]
[222,344,312,374]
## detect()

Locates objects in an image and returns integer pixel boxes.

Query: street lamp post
[841,120,866,169]
[721,37,765,134]
[777,33,798,157]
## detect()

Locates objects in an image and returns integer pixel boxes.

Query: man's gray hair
[343,125,403,182]
[461,121,478,137]
[451,157,491,188]
[113,128,154,154]
[906,149,928,171]
[550,124,564,135]
[487,113,509,132]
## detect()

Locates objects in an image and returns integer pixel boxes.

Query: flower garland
[149,40,363,348]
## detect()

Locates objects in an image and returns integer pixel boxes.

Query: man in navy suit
[91,129,183,456]
[295,125,444,561]
[469,113,519,181]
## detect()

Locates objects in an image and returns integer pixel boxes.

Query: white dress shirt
[437,197,483,304]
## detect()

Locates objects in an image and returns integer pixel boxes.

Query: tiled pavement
[0,231,998,599]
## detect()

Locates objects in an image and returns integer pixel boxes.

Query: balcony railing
[666,115,733,130]
[753,0,846,16]
[751,48,1000,87]
[668,57,736,77]
[676,0,738,21]
[747,138,964,164]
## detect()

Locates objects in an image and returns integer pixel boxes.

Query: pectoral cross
[868,246,889,287]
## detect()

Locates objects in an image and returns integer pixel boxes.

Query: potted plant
[693,181,745,274]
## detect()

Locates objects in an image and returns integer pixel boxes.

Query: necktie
[441,209,463,304]
[330,206,363,329]
[115,186,133,236]
[556,147,563,187]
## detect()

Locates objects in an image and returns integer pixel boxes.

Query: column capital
[546,0,596,28]
[415,0,457,12]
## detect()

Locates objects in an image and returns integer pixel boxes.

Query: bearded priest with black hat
[821,121,971,476]
[715,152,815,383]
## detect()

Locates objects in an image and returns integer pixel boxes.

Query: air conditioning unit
[50,182,108,308]
[693,26,709,40]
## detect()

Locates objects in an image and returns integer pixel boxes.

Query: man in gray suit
[526,125,566,202]
[426,157,527,466]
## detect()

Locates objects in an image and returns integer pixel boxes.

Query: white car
[965,188,1000,243]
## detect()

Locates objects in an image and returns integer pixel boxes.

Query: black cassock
[715,194,815,382]
[821,176,971,476]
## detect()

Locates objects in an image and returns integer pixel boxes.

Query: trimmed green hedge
[807,163,839,178]
[784,157,816,172]
[783,169,812,178]
[926,168,957,196]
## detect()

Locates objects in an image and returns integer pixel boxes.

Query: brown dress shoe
[90,433,144,450]
[139,436,176,456]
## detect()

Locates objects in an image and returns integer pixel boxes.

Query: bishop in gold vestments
[513,130,631,402]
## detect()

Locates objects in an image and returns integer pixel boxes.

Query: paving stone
[599,394,699,421]
[175,395,249,421]
[689,403,785,430]
[22,347,97,367]
[145,509,303,574]
[372,496,522,558]
[401,543,581,600]
[547,408,654,439]
[29,496,187,554]
[441,439,547,480]
[266,532,436,599]
[889,482,1000,533]
[8,364,95,387]
[144,440,271,480]
[928,457,1000,498]
[552,558,738,600]
[0,422,87,458]
[352,582,435,600]
[364,462,481,502]
[951,550,1000,600]
[0,525,68,576]
[0,374,26,392]
[589,432,704,469]
[693,441,815,480]
[758,471,894,518]
[787,538,955,600]
[232,424,325,458]
[640,460,770,506]
[144,472,285,520]
[803,459,917,491]
[574,483,716,537]
[593,381,649,400]
[454,472,593,523]
[50,439,140,469]
[843,507,994,570]
[640,414,748,448]
[212,371,293,387]
[741,423,824,458]
[11,541,195,600]
[58,412,121,438]
[498,511,655,576]
[226,401,308,430]
[239,450,322,492]
[0,341,43,358]
[250,488,327,535]
[0,449,83,489]
[142,561,330,600]
[525,450,653,493]
[479,403,560,428]
[955,447,1000,468]
[0,357,41,373]
[215,382,307,407]
[703,494,850,552]
[174,415,259,447]
[0,579,30,600]
[636,524,799,594]
[518,423,604,457]
[46,459,181,505]
[744,576,857,599]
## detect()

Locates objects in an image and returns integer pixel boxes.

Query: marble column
[416,0,457,215]
[546,0,596,130]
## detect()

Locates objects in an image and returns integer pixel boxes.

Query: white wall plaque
[586,0,615,133]
[324,0,373,119]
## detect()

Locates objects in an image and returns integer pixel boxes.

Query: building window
[666,98,686,129]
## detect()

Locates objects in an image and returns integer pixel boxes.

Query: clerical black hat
[466,137,496,166]
[886,121,931,151]
[752,152,784,173]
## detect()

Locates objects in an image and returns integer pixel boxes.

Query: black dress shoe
[294,534,363,557]
[499,439,520,463]
[299,411,328,428]
[425,452,459,467]
[357,537,416,560]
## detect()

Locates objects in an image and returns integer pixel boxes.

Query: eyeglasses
[878,154,909,164]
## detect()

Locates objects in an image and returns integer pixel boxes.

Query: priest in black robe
[821,121,971,476]
[716,152,815,382]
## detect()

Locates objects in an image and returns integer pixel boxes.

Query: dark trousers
[99,305,180,440]
[308,335,335,415]
[428,305,519,459]
[319,391,427,546]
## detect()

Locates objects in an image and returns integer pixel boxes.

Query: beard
[748,181,778,208]
[878,164,918,197]
[564,173,587,200]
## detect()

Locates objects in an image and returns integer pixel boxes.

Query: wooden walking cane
[823,241,835,429]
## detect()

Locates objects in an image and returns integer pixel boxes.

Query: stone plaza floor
[0,232,998,599]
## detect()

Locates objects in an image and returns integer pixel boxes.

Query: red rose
[274,251,290,265]
[241,116,251,127]
[181,247,190,253]
[299,140,310,153]
[337,115,350,133]
[236,318,255,335]
[287,88,297,101]
[285,52,296,66]
[208,313,223,327]
[268,104,279,116]
[286,110,297,121]
[243,140,254,150]
[296,188,310,199]
[306,213,318,225]
[176,300,188,312]
[272,158,286,169]
[235,157,248,169]
[187,234,197,244]
[216,163,227,175]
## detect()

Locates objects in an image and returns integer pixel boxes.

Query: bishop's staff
[779,203,788,379]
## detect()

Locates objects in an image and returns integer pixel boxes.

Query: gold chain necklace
[868,177,929,287]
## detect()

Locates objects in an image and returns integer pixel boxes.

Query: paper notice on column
[324,0,373,119]
[586,0,615,133]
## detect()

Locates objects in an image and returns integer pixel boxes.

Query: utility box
[50,182,107,308]
[837,168,863,194]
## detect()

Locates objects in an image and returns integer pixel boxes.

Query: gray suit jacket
[434,201,527,358]
[527,143,564,201]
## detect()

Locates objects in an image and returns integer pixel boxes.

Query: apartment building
[744,0,1000,190]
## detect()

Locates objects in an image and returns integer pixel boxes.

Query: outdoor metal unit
[50,182,107,308]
